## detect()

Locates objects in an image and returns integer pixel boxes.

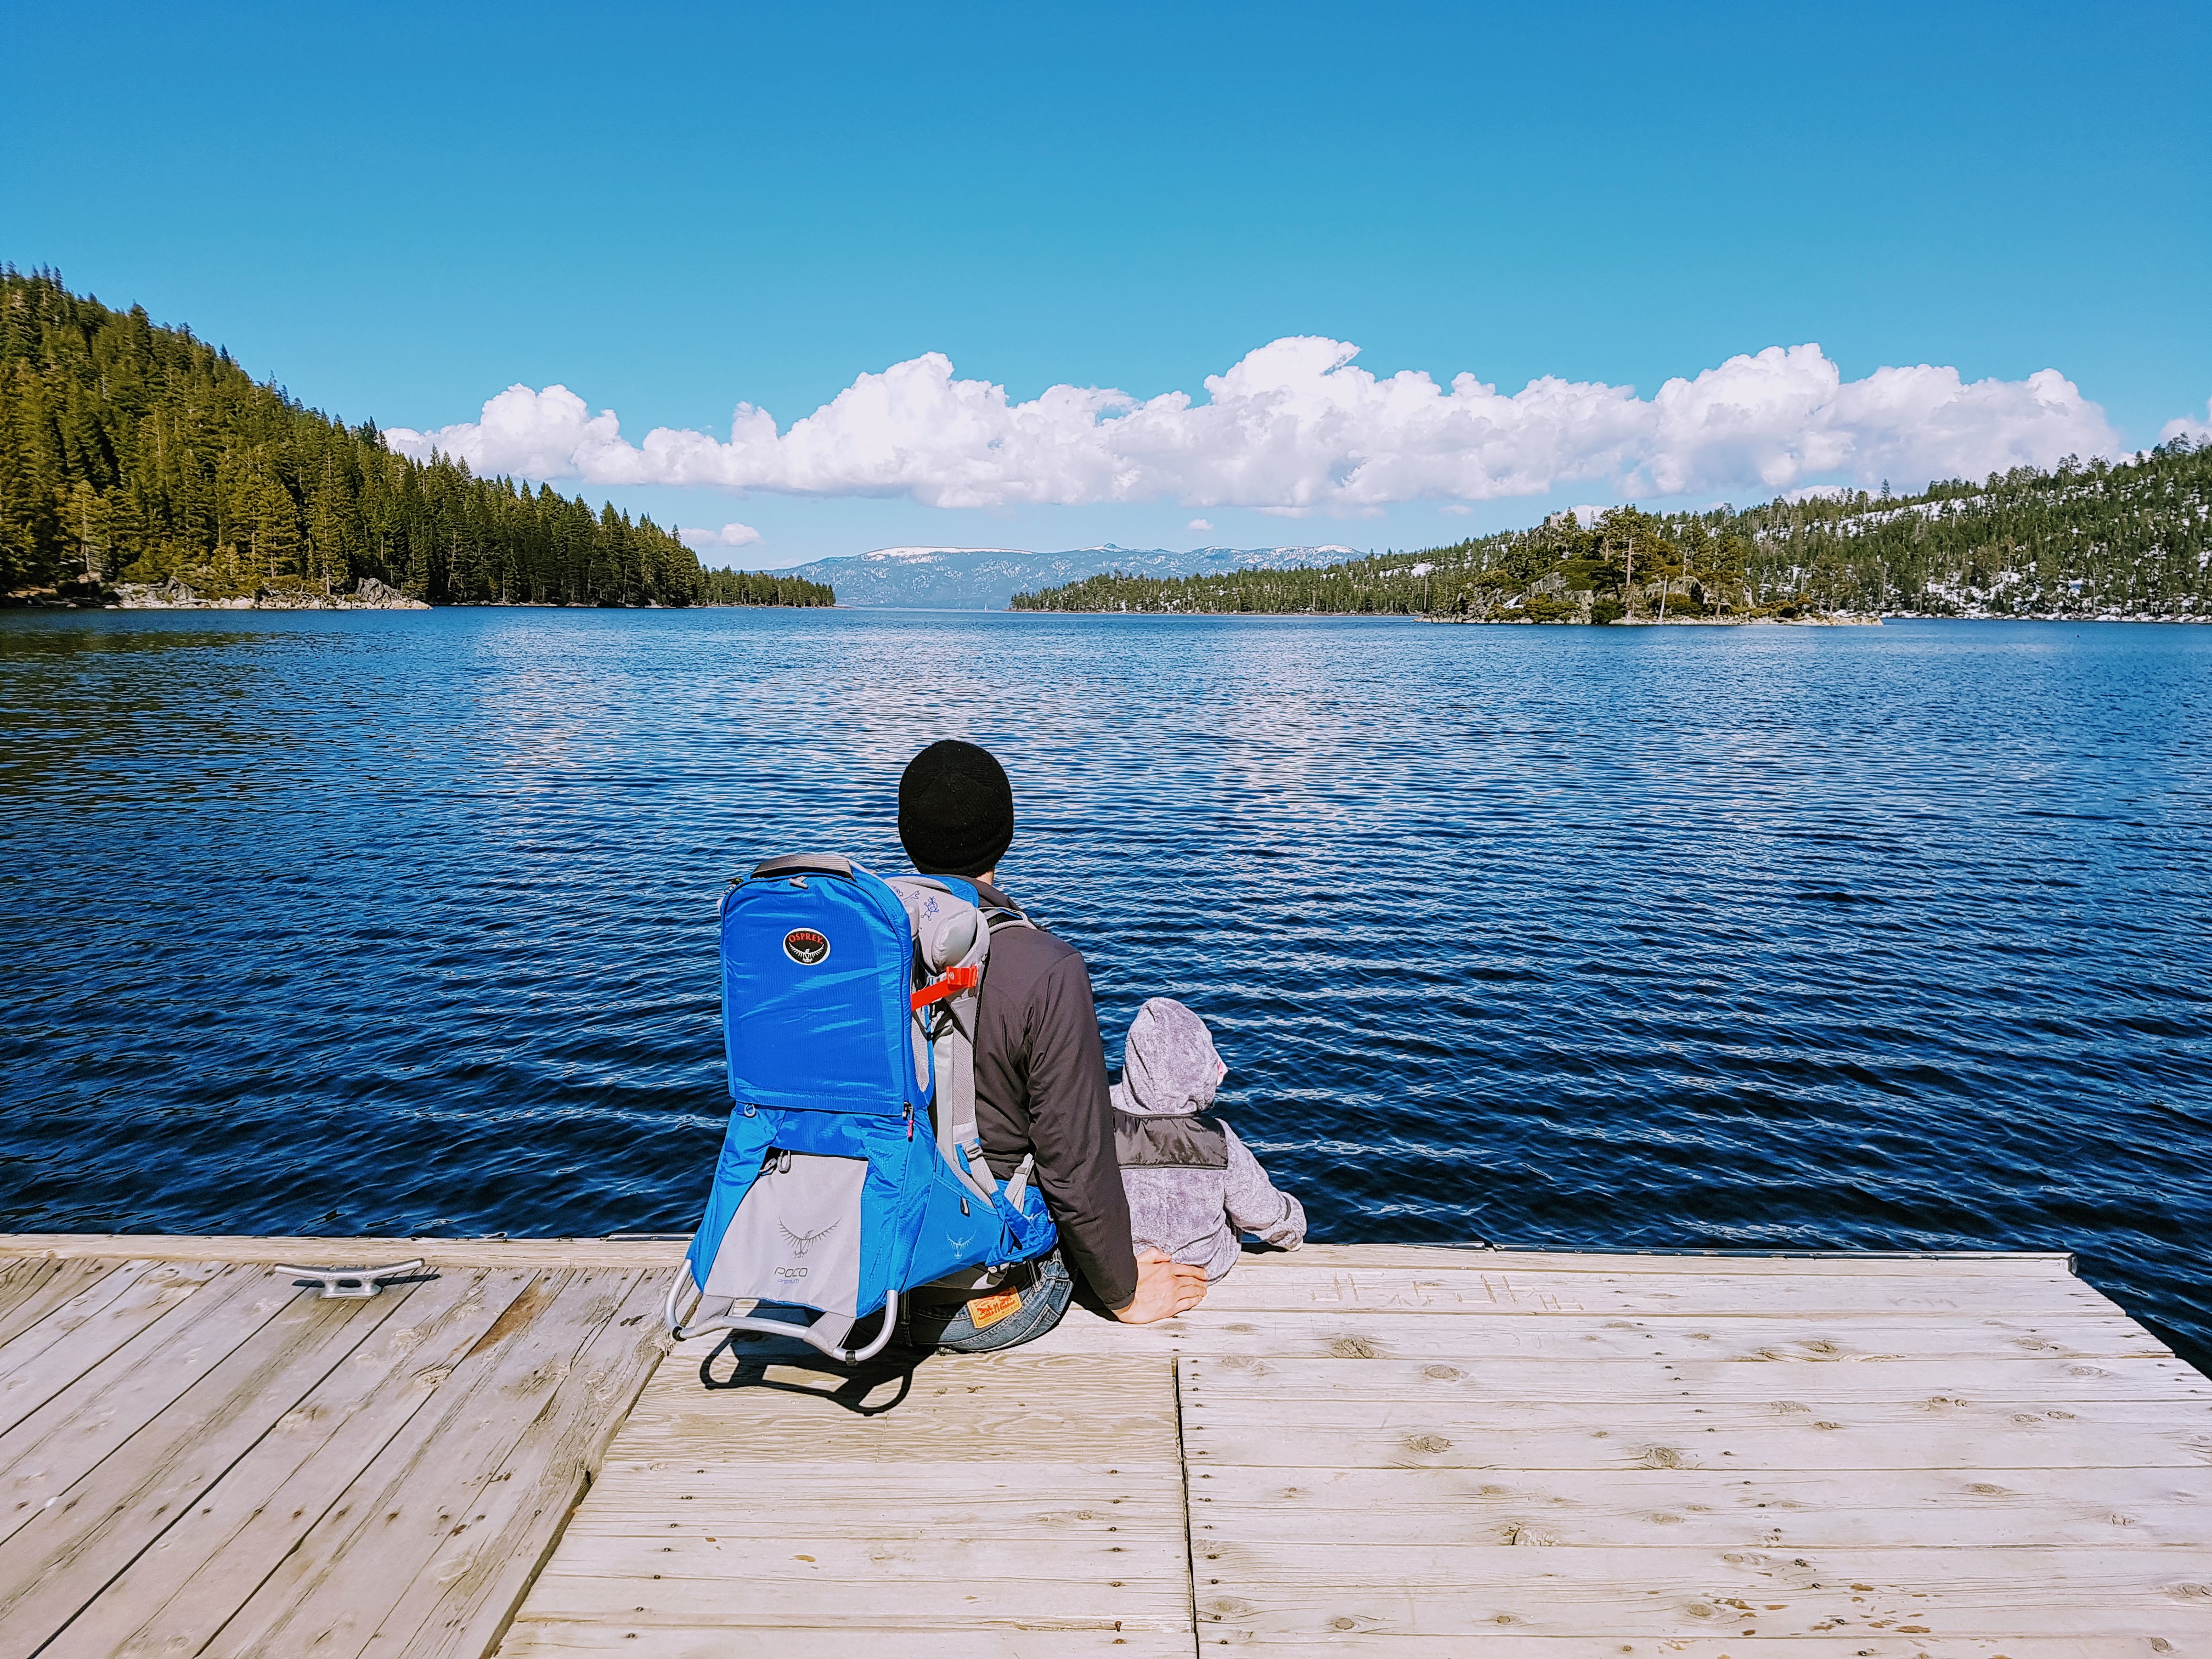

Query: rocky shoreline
[2,578,731,612]
[106,577,430,611]
[1425,611,1882,627]
[5,575,434,610]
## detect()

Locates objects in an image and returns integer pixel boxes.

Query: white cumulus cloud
[2163,399,2212,444]
[679,521,763,549]
[383,337,2125,514]
[1188,517,1214,532]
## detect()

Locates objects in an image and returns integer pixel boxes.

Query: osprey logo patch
[782,928,830,966]
[779,1220,839,1258]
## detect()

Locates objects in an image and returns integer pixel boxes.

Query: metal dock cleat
[275,1259,426,1299]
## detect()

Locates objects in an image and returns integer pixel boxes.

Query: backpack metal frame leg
[663,1259,900,1366]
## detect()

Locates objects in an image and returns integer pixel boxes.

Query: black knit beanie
[898,740,1014,878]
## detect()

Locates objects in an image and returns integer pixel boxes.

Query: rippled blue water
[2,610,2207,1358]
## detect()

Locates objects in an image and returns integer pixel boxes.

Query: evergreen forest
[1012,442,2212,623]
[0,269,832,608]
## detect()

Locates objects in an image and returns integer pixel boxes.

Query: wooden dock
[2,1238,2207,1656]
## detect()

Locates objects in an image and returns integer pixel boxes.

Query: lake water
[2,608,2207,1361]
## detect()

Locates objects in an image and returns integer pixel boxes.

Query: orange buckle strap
[910,964,982,1009]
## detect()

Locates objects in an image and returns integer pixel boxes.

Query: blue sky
[8,1,2208,568]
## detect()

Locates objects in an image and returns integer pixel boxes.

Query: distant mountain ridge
[778,543,1363,610]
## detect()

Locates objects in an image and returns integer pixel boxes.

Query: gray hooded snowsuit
[1109,997,1306,1282]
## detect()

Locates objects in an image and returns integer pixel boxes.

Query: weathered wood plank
[501,1639,2185,1659]
[205,1267,663,1659]
[0,1273,421,1646]
[1022,1305,2174,1361]
[541,1532,1192,1593]
[36,1268,537,1659]
[612,1350,1183,1464]
[515,1496,1198,1645]
[0,1237,2077,1277]
[499,1626,1195,1658]
[1182,1392,2212,1435]
[1200,1644,2192,1658]
[562,1465,1192,1542]
[0,1259,148,1365]
[1266,1246,2081,1277]
[0,1259,57,1318]
[495,1634,2212,1659]
[1187,1419,2212,1471]
[370,1269,673,1659]
[0,1260,227,1435]
[0,1264,284,1543]
[511,1570,1194,1633]
[1186,1543,2212,1639]
[0,1235,690,1270]
[498,1345,1192,1656]
[687,1316,2189,1384]
[1179,1352,2212,1401]
[1193,1265,2114,1318]
[0,1259,112,1346]
[1187,1463,2212,1548]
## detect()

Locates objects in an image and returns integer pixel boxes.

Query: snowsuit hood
[1114,997,1223,1118]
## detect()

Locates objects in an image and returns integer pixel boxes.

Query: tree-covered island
[1013,440,2212,622]
[0,269,832,610]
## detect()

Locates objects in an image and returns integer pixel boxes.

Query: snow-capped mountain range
[774,544,1364,610]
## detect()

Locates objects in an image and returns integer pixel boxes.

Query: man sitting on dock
[895,739,1207,1349]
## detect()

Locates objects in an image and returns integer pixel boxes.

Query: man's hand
[1113,1248,1208,1324]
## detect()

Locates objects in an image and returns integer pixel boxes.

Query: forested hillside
[1013,442,2212,622]
[0,268,831,608]
[701,567,835,606]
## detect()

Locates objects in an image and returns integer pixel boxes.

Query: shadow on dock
[698,1330,918,1415]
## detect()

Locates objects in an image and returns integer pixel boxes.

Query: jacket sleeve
[1024,954,1139,1309]
[1222,1124,1306,1250]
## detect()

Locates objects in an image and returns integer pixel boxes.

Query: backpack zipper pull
[905,1102,915,1141]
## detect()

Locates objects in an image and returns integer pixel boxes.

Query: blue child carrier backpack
[664,853,1059,1363]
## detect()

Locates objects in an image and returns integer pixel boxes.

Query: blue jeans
[900,1250,1073,1353]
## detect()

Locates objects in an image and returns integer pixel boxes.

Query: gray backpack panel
[699,1150,867,1317]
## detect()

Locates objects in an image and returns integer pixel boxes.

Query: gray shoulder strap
[934,1012,995,1204]
[982,897,1036,933]
[885,873,1000,1206]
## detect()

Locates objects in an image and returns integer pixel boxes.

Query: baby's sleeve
[1222,1123,1307,1250]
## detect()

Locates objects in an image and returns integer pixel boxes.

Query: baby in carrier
[1111,997,1305,1280]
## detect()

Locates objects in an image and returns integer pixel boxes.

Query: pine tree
[0,268,827,607]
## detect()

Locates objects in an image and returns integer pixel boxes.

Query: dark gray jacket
[969,881,1137,1310]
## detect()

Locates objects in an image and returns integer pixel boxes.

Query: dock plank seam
[1170,1356,1200,1659]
